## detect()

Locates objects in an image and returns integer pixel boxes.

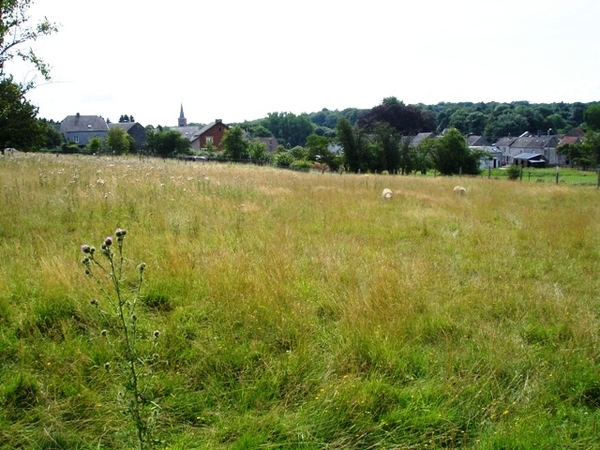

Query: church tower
[178,104,187,127]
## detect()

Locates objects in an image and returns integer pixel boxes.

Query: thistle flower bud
[81,245,91,254]
[90,298,99,307]
[131,314,137,322]
[101,329,107,337]
[153,330,160,339]
[104,236,113,247]
[137,262,146,272]
[115,228,127,238]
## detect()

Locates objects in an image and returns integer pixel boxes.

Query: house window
[73,135,79,143]
[206,136,214,144]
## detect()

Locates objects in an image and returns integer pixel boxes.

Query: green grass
[1,152,600,448]
[489,166,600,185]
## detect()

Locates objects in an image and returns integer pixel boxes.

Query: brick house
[190,119,229,150]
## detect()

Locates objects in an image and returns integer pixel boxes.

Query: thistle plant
[81,228,160,449]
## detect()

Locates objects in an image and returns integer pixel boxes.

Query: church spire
[178,104,187,127]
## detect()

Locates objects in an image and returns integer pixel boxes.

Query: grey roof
[467,135,491,147]
[511,135,558,149]
[109,122,138,131]
[409,132,436,148]
[60,115,109,133]
[513,153,548,160]
[173,126,202,141]
[495,137,517,146]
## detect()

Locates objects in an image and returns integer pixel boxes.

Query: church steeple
[178,104,187,127]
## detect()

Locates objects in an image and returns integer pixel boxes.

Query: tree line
[1,0,599,173]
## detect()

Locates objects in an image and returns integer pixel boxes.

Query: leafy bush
[290,159,312,171]
[506,164,521,180]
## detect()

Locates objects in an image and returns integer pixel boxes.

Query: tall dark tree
[336,117,365,173]
[38,118,62,149]
[0,1,57,152]
[0,76,41,151]
[431,128,479,175]
[221,125,248,160]
[373,122,401,173]
[357,99,436,136]
[583,104,600,132]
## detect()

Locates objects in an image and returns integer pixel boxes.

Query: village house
[60,114,109,146]
[109,121,147,150]
[190,119,229,150]
[494,131,565,166]
[170,105,230,150]
[467,135,503,169]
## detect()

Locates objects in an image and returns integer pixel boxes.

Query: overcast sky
[9,0,600,127]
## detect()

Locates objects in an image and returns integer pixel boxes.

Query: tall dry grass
[1,152,600,448]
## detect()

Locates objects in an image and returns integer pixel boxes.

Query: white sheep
[381,188,393,200]
[453,185,466,195]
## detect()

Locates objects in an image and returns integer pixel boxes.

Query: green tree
[289,145,308,160]
[87,135,104,154]
[414,137,436,174]
[373,121,401,173]
[0,0,58,82]
[106,126,133,155]
[146,129,190,158]
[262,112,314,147]
[305,133,330,161]
[37,118,62,150]
[583,104,600,132]
[221,125,248,160]
[247,140,268,164]
[0,76,42,151]
[431,128,479,175]
[247,124,273,138]
[0,1,57,153]
[448,108,470,133]
[336,117,362,173]
[581,131,600,167]
[357,98,436,136]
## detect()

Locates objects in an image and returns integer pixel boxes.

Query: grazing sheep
[381,188,393,200]
[453,185,466,195]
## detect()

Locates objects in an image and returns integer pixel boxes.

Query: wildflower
[81,245,91,254]
[116,228,127,241]
[153,330,160,339]
[90,298,99,307]
[137,262,146,272]
[104,236,113,247]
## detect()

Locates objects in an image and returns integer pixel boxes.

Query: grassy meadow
[1,152,600,449]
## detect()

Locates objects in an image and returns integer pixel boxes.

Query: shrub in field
[81,228,160,449]
[506,164,521,180]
